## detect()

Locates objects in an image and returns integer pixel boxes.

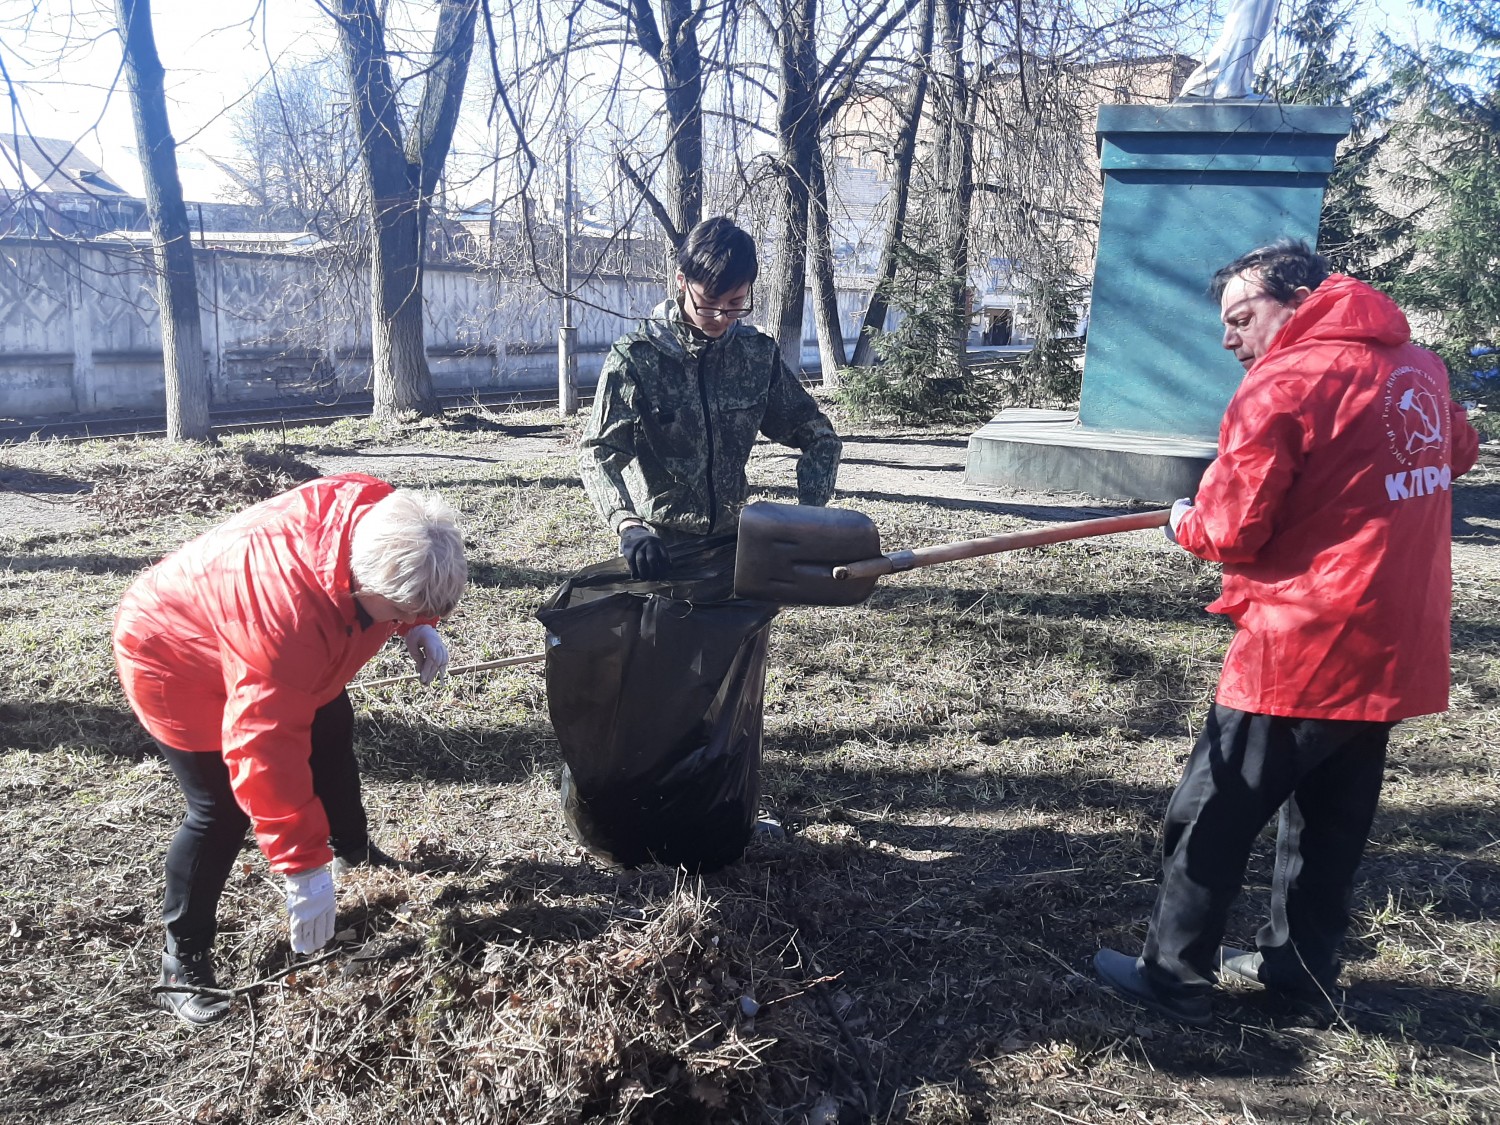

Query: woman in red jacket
[114,473,466,1024]
[1093,240,1480,1026]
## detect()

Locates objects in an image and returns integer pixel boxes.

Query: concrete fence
[0,237,877,418]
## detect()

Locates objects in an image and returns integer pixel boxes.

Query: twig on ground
[793,932,879,1116]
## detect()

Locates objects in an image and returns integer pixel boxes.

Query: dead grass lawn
[0,415,1496,1124]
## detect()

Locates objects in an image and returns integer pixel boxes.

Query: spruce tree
[1259,0,1407,283]
[1386,0,1500,414]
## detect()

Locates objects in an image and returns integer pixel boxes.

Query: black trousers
[157,691,369,956]
[1139,704,1392,996]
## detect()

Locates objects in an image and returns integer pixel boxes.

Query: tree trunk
[659,0,704,238]
[625,0,704,246]
[116,0,210,442]
[336,0,478,421]
[850,0,934,368]
[765,0,820,374]
[808,144,847,384]
[931,0,973,367]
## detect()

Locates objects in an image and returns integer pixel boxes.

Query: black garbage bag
[536,535,778,873]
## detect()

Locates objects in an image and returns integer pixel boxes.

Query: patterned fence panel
[0,236,873,418]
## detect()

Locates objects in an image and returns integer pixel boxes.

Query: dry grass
[82,445,323,521]
[0,417,1497,1124]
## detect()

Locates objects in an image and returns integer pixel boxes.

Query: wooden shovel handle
[832,509,1172,581]
[351,651,546,690]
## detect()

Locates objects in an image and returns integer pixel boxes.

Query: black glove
[619,525,671,580]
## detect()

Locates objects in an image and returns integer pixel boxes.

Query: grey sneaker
[1219,946,1339,1002]
[1093,948,1212,1027]
[156,950,232,1025]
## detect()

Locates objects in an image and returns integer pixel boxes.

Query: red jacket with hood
[114,473,412,874]
[1175,275,1480,722]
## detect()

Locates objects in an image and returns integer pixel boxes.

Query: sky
[0,0,1451,206]
[1,0,354,198]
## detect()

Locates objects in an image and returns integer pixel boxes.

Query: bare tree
[849,0,935,367]
[115,0,211,442]
[329,0,480,420]
[807,143,845,378]
[758,0,924,373]
[226,60,361,236]
[761,0,820,372]
[929,0,974,363]
[610,0,705,246]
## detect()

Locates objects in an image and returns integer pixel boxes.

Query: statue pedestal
[966,409,1216,502]
[967,102,1352,502]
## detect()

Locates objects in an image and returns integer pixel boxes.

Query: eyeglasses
[686,286,754,321]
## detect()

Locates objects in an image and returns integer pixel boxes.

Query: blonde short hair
[350,490,467,618]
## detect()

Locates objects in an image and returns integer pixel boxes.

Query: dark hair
[1209,238,1330,303]
[677,217,757,297]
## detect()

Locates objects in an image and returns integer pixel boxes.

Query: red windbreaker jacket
[114,473,410,874]
[1175,275,1481,722]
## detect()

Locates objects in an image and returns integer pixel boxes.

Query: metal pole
[557,133,579,417]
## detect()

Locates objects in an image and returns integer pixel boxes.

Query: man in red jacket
[1094,240,1481,1025]
[114,474,466,1024]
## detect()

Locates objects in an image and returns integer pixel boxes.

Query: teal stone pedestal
[967,102,1352,502]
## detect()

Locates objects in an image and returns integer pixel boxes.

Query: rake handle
[351,651,546,690]
[831,509,1172,581]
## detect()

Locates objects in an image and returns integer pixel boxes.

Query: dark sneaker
[331,840,405,878]
[1219,946,1340,1002]
[1092,948,1212,1027]
[752,814,786,841]
[156,950,232,1025]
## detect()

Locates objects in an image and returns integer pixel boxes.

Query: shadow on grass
[834,455,969,473]
[467,560,577,593]
[400,474,584,492]
[445,808,1497,1119]
[755,480,1146,522]
[0,698,560,787]
[352,711,560,786]
[0,467,92,495]
[1450,611,1500,650]
[864,579,1220,624]
[837,433,972,449]
[0,700,153,760]
[0,552,156,576]
[1453,476,1499,546]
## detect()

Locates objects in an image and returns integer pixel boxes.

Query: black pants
[157,691,369,956]
[1139,704,1392,996]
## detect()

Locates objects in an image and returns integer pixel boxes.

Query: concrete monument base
[966,409,1216,502]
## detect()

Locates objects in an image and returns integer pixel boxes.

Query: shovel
[350,651,546,690]
[733,501,1171,606]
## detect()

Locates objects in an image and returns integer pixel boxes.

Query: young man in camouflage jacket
[580,217,844,579]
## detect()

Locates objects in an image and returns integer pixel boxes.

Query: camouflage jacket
[580,299,843,539]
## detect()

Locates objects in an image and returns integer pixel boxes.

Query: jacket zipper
[696,349,717,528]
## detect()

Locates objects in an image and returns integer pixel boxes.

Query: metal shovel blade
[734,501,882,606]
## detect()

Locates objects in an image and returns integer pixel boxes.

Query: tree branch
[615,150,682,245]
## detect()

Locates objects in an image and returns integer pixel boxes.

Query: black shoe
[331,840,405,878]
[752,813,786,842]
[1219,946,1340,1002]
[156,950,232,1025]
[1093,949,1212,1027]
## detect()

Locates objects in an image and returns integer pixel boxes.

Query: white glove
[404,624,450,685]
[284,865,336,954]
[1164,497,1194,544]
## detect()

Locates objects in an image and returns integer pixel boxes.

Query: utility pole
[557,133,578,417]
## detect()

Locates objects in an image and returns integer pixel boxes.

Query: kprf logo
[1381,365,1451,502]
